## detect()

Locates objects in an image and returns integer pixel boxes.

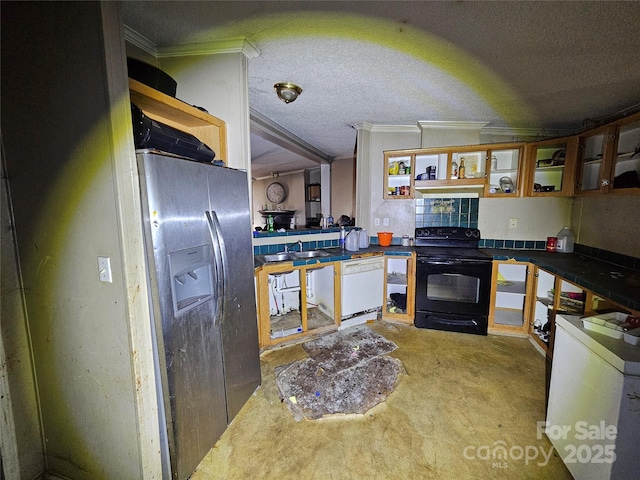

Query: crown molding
[158,38,260,59]
[481,126,573,140]
[353,123,420,134]
[418,120,489,130]
[124,25,158,56]
[123,26,260,59]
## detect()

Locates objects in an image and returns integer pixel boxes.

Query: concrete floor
[192,321,573,480]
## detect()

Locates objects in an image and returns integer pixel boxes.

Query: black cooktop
[414,227,491,261]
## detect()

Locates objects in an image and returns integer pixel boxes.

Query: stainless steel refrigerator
[136,150,261,479]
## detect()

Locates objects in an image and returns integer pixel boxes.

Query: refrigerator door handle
[206,210,226,323]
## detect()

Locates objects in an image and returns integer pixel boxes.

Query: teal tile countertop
[253,245,413,268]
[483,249,640,312]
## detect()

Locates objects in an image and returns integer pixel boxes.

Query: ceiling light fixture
[274,82,302,104]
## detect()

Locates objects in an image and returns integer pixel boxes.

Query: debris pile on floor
[275,325,404,421]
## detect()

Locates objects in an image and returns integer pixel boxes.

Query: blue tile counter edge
[254,245,414,268]
[483,248,640,312]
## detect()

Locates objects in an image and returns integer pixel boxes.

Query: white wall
[479,197,573,240]
[356,124,421,237]
[331,157,356,221]
[572,195,640,257]
[159,52,251,172]
[1,3,160,478]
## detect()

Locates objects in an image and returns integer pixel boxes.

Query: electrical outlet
[509,218,518,229]
[374,217,380,226]
[383,217,390,226]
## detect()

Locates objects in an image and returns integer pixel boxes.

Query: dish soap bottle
[267,215,274,232]
[556,226,574,253]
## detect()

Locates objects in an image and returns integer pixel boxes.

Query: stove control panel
[415,227,480,240]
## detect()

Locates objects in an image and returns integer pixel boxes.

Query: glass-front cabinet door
[575,125,615,195]
[525,136,578,196]
[611,115,640,192]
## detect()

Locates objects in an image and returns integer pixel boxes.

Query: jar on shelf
[451,160,458,179]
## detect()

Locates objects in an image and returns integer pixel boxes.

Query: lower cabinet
[382,253,416,324]
[488,260,533,335]
[256,261,339,349]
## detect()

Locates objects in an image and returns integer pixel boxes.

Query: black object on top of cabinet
[127,57,177,97]
[131,103,216,164]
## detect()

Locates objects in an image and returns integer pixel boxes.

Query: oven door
[415,257,492,318]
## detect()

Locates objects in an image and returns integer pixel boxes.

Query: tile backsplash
[415,197,479,228]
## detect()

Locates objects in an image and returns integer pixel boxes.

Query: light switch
[98,256,112,283]
[383,218,390,226]
[509,218,518,229]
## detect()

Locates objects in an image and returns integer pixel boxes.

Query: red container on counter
[546,237,558,252]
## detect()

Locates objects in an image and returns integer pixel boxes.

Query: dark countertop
[254,245,640,312]
[483,249,640,312]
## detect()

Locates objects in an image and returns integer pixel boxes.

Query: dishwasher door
[340,256,384,318]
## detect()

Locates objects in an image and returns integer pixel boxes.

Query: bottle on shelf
[556,226,575,253]
[398,161,406,175]
[451,160,458,179]
[458,159,466,179]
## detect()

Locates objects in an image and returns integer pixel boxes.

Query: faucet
[284,240,304,252]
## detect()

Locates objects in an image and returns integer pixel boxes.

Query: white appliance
[546,314,640,480]
[340,256,384,329]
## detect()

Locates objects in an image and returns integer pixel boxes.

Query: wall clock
[266,181,287,204]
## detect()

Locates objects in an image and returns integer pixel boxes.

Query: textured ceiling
[122,1,640,178]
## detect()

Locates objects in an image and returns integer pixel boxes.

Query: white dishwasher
[340,256,384,329]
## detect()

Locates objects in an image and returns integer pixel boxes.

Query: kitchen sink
[258,249,331,263]
[292,250,330,259]
[262,253,295,262]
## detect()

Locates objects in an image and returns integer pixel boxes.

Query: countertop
[483,248,640,312]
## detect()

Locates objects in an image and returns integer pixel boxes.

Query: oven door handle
[423,260,461,265]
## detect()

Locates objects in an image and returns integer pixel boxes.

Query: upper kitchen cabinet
[524,136,578,197]
[384,152,413,199]
[572,111,640,196]
[129,78,228,162]
[414,145,487,188]
[384,143,524,198]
